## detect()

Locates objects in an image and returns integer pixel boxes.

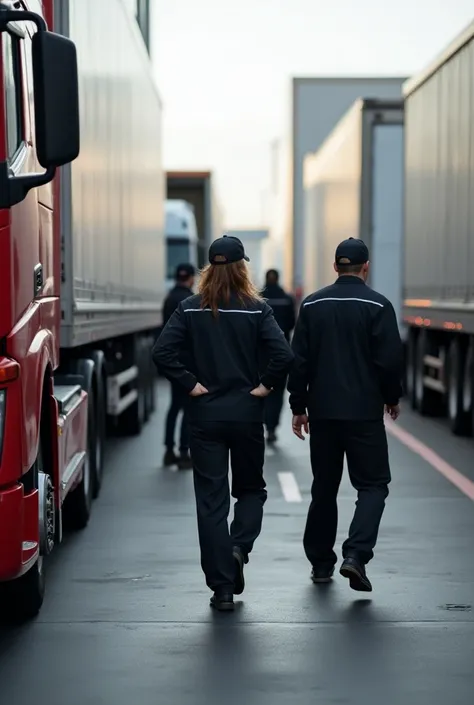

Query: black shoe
[210,592,235,611]
[163,449,178,467]
[233,546,246,595]
[340,556,372,592]
[177,453,193,470]
[267,430,277,444]
[311,565,334,584]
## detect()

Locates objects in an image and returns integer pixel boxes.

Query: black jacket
[153,294,294,423]
[261,284,296,340]
[288,276,403,420]
[163,284,194,326]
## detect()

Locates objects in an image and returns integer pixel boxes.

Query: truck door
[1,21,42,324]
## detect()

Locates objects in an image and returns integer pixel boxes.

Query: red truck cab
[0,0,86,622]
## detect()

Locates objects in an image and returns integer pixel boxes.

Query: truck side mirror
[32,30,80,169]
[0,7,80,209]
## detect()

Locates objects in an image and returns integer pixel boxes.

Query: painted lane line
[278,472,302,503]
[385,420,474,502]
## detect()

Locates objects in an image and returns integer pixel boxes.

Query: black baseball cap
[175,263,196,280]
[208,235,250,265]
[335,238,369,265]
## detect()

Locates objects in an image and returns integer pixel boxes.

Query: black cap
[175,263,195,281]
[335,238,369,265]
[208,235,250,265]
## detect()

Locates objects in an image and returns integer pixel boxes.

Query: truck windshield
[166,238,191,279]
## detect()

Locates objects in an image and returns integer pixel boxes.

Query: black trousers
[304,419,391,567]
[189,421,267,592]
[264,378,287,432]
[164,381,189,452]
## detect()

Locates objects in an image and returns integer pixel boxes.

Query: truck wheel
[406,331,418,409]
[0,558,45,624]
[91,382,106,499]
[63,389,94,530]
[415,331,443,416]
[64,453,93,531]
[447,339,471,436]
[119,384,145,436]
[145,340,156,418]
[146,380,156,418]
[0,442,47,623]
[116,343,146,436]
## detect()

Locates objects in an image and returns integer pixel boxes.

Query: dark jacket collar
[263,283,285,295]
[334,275,366,286]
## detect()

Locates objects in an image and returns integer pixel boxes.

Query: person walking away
[153,235,294,611]
[162,263,196,470]
[287,238,403,592]
[261,269,296,443]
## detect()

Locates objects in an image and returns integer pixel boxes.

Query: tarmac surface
[1,381,473,704]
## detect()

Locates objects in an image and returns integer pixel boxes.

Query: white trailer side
[303,98,404,327]
[402,21,474,436]
[56,0,165,348]
[290,77,407,293]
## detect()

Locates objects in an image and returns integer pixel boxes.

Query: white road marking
[278,472,302,502]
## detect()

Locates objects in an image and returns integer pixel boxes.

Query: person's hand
[385,404,400,421]
[292,414,309,440]
[250,384,272,398]
[190,383,209,397]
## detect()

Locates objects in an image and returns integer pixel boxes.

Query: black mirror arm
[0,7,46,32]
[0,161,55,209]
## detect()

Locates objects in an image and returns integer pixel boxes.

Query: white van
[165,200,199,290]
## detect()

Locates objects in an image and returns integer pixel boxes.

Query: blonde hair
[198,260,262,317]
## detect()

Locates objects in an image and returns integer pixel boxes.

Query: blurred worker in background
[288,238,403,592]
[161,263,196,470]
[153,235,294,611]
[261,269,296,443]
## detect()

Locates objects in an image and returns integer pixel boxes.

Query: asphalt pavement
[0,382,473,704]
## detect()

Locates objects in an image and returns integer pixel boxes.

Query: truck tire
[118,381,145,436]
[116,338,146,436]
[405,331,418,409]
[0,441,46,623]
[146,379,156,418]
[415,331,444,416]
[63,387,94,530]
[447,339,471,436]
[91,376,106,498]
[70,357,105,499]
[145,338,156,419]
[0,558,45,625]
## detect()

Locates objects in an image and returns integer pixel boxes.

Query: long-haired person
[153,235,294,611]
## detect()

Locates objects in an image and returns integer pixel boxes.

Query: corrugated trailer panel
[57,0,165,347]
[404,32,474,307]
[402,23,474,431]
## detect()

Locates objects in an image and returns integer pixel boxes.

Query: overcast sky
[151,1,473,228]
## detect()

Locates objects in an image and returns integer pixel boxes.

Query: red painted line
[385,420,474,502]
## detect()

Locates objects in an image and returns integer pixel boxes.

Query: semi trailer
[403,21,474,436]
[166,171,224,268]
[0,0,164,621]
[303,98,404,323]
[165,199,199,290]
[288,76,407,294]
